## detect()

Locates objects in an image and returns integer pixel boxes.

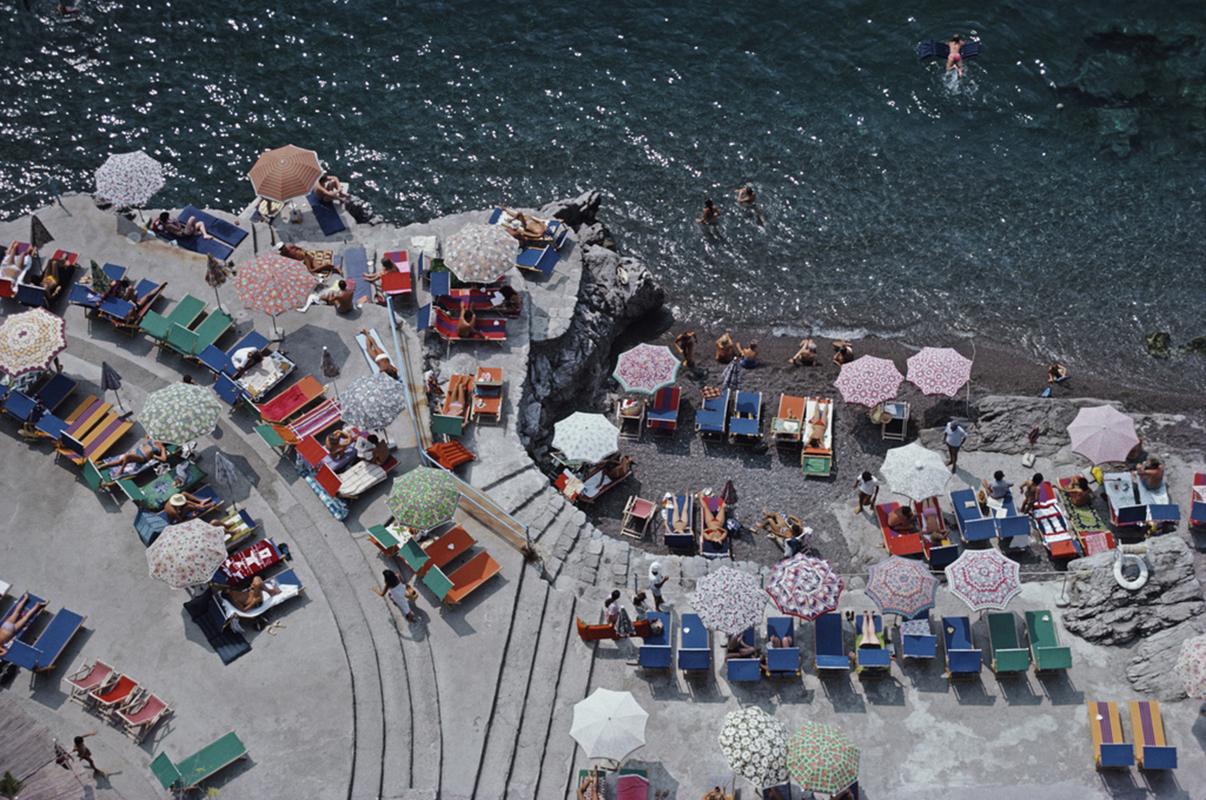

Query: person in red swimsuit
[947,35,966,77]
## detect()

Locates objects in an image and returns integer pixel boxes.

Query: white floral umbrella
[0,308,67,377]
[94,150,165,208]
[139,382,223,444]
[444,223,515,284]
[691,566,767,636]
[719,707,789,788]
[880,441,952,501]
[341,373,406,430]
[146,519,227,588]
[1067,405,1139,465]
[551,412,620,465]
[1174,633,1206,700]
[906,347,973,397]
[944,549,1021,612]
[570,688,648,767]
[833,355,903,407]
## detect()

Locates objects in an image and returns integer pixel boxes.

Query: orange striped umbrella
[247,144,322,202]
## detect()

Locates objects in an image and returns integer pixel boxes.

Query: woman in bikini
[99,439,169,479]
[856,611,880,649]
[806,404,828,448]
[946,35,966,77]
[668,494,691,534]
[698,491,727,544]
[0,594,46,655]
[359,329,399,379]
[222,576,281,613]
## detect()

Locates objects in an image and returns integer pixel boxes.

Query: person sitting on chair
[886,505,918,533]
[353,433,391,466]
[770,626,793,648]
[363,256,399,288]
[103,276,137,302]
[456,307,478,339]
[576,772,601,800]
[488,284,522,314]
[151,211,213,240]
[725,632,756,660]
[1020,473,1044,514]
[164,492,218,523]
[222,575,281,613]
[698,491,727,545]
[99,438,169,478]
[37,254,70,300]
[230,344,270,379]
[1066,476,1095,507]
[789,337,818,366]
[0,593,47,656]
[1138,458,1165,490]
[603,454,634,482]
[320,427,357,472]
[0,242,32,281]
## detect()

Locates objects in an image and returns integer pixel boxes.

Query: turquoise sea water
[1,1,1203,389]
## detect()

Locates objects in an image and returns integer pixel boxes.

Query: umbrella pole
[213,284,224,312]
[271,314,283,342]
[252,220,259,256]
[112,387,124,412]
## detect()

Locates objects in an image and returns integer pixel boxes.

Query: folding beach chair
[764,617,801,676]
[150,731,248,792]
[725,628,761,682]
[1129,700,1177,770]
[516,243,558,277]
[728,391,762,444]
[1087,701,1134,768]
[90,673,138,717]
[695,388,729,438]
[115,692,172,744]
[678,613,711,673]
[879,400,909,441]
[986,612,1031,674]
[875,501,925,557]
[638,610,672,669]
[1024,609,1072,672]
[617,397,645,440]
[942,616,982,677]
[256,375,323,423]
[645,386,681,433]
[814,613,850,671]
[900,613,937,660]
[620,495,656,540]
[66,659,114,705]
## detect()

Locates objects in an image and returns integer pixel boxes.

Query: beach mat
[307,191,347,235]
[175,234,234,262]
[342,245,373,306]
[180,205,248,247]
[184,591,251,665]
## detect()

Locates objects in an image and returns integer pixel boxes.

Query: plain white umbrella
[570,688,648,768]
[879,441,952,501]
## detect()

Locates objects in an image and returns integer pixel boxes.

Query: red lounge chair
[90,674,138,717]
[379,250,412,302]
[287,398,342,440]
[220,538,284,583]
[1190,472,1206,529]
[1031,481,1080,560]
[576,616,657,643]
[66,659,114,705]
[115,692,172,743]
[426,440,475,471]
[256,375,323,423]
[295,435,328,469]
[444,550,502,605]
[645,386,681,433]
[431,305,507,343]
[876,502,925,556]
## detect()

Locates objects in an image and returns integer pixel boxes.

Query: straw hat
[168,493,187,508]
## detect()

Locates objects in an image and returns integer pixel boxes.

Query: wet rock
[1125,619,1206,699]
[540,190,602,229]
[1062,535,1205,646]
[1095,108,1140,157]
[1183,336,1206,356]
[1145,330,1172,359]
[1075,53,1147,101]
[344,194,379,225]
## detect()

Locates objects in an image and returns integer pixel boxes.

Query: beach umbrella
[833,356,903,407]
[944,549,1021,612]
[146,518,227,589]
[718,708,789,788]
[94,150,165,209]
[690,566,767,636]
[786,722,860,795]
[88,260,113,294]
[386,466,460,530]
[342,372,406,430]
[906,346,973,397]
[720,358,743,391]
[320,346,341,398]
[1173,633,1206,699]
[766,555,844,621]
[30,215,54,251]
[139,382,223,444]
[212,451,249,509]
[570,688,648,766]
[443,223,515,284]
[0,309,67,378]
[205,255,230,311]
[247,144,322,202]
[880,441,952,501]
[100,361,124,410]
[612,343,682,395]
[232,252,315,338]
[1067,405,1139,464]
[866,557,939,618]
[551,412,620,465]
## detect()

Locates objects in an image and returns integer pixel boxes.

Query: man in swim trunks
[360,329,399,379]
[947,35,966,77]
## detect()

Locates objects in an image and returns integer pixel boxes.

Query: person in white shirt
[230,345,269,379]
[854,471,879,514]
[944,421,968,473]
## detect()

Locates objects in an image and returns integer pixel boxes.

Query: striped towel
[289,399,341,440]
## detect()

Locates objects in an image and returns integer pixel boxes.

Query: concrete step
[534,593,596,800]
[506,588,579,799]
[472,570,550,798]
[493,465,554,516]
[535,494,577,544]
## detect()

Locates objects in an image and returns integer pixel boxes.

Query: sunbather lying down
[855,611,879,649]
[667,494,690,532]
[806,408,827,448]
[100,438,169,479]
[757,509,802,540]
[698,491,727,543]
[500,207,548,243]
[360,328,398,379]
[222,576,281,613]
[0,593,46,655]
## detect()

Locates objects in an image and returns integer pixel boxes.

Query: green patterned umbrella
[387,467,461,530]
[139,382,223,444]
[786,722,859,795]
[718,708,789,788]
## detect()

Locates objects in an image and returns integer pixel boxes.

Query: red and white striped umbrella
[944,549,1021,612]
[247,144,323,202]
[833,356,903,407]
[906,347,973,397]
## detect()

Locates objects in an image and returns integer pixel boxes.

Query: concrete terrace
[0,194,1203,799]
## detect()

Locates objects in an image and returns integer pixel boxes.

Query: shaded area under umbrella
[247,144,322,203]
[833,355,903,407]
[139,382,223,444]
[94,150,165,211]
[786,721,860,795]
[146,518,227,589]
[612,343,681,395]
[551,412,620,466]
[906,346,973,397]
[232,253,315,339]
[341,372,407,430]
[0,308,67,378]
[443,223,516,284]
[386,466,461,531]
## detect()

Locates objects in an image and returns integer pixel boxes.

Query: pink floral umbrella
[906,347,973,397]
[612,343,681,395]
[833,356,903,407]
[866,557,939,618]
[944,549,1021,612]
[1067,405,1139,464]
[766,555,844,621]
[233,253,316,337]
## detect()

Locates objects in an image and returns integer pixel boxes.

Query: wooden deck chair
[1087,701,1134,768]
[801,396,834,477]
[116,692,172,743]
[66,659,113,705]
[1129,700,1177,770]
[771,393,806,447]
[620,496,657,540]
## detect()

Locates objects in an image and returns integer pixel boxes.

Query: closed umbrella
[386,467,460,531]
[233,252,315,339]
[1067,405,1139,464]
[880,441,951,501]
[0,309,67,377]
[612,343,681,395]
[766,555,844,621]
[866,557,939,618]
[205,256,230,311]
[833,356,903,407]
[1174,633,1206,699]
[212,451,249,509]
[786,722,859,796]
[944,549,1021,612]
[690,566,766,636]
[720,358,743,391]
[342,373,406,430]
[906,346,973,397]
[247,144,323,202]
[718,707,789,788]
[570,688,648,767]
[94,150,165,209]
[320,346,341,398]
[146,518,227,589]
[444,223,515,284]
[139,382,223,444]
[551,412,620,466]
[100,361,124,410]
[30,215,54,251]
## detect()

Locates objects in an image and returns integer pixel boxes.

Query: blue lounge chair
[1148,504,1180,525]
[638,611,672,669]
[1,607,85,683]
[0,594,46,659]
[996,513,1032,544]
[855,615,891,673]
[815,613,850,671]
[678,613,711,673]
[1129,700,1178,771]
[429,270,451,298]
[161,225,233,261]
[516,244,558,277]
[900,613,938,660]
[307,191,347,235]
[179,206,248,248]
[698,494,732,560]
[663,495,695,553]
[728,391,762,443]
[951,488,996,542]
[197,331,272,377]
[942,616,982,677]
[35,373,76,413]
[725,628,761,682]
[67,263,128,312]
[695,389,729,438]
[765,617,801,676]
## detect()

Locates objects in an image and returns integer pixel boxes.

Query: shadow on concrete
[1037,671,1085,705]
[820,674,866,713]
[996,673,1043,706]
[950,676,997,706]
[860,675,906,706]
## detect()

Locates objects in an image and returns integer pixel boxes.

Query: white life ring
[1113,549,1149,591]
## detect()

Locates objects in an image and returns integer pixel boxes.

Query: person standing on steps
[648,562,668,611]
[944,420,967,473]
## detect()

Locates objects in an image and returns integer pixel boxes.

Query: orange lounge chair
[471,366,503,424]
[426,440,475,471]
[875,502,925,556]
[256,375,323,423]
[444,550,502,605]
[772,393,806,446]
[428,305,507,343]
[421,526,475,574]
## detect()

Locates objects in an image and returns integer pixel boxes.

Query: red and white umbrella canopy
[612,343,681,395]
[944,549,1021,612]
[906,347,972,397]
[233,253,316,317]
[1067,405,1139,464]
[766,555,844,621]
[833,356,903,407]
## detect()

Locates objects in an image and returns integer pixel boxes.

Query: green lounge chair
[187,309,233,355]
[987,612,1031,674]
[150,731,247,792]
[117,461,205,509]
[143,294,206,342]
[1025,609,1073,671]
[399,538,430,573]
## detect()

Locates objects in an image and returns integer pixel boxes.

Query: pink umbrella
[1067,405,1139,464]
[833,356,903,407]
[944,550,1021,612]
[612,343,682,395]
[233,252,316,338]
[766,555,844,621]
[906,347,973,397]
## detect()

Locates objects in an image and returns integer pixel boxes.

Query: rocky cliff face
[519,191,665,454]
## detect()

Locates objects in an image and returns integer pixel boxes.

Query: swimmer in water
[946,35,965,77]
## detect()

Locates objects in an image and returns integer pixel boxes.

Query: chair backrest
[422,566,453,601]
[987,612,1020,649]
[431,413,464,437]
[315,464,342,497]
[166,323,199,355]
[166,294,206,327]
